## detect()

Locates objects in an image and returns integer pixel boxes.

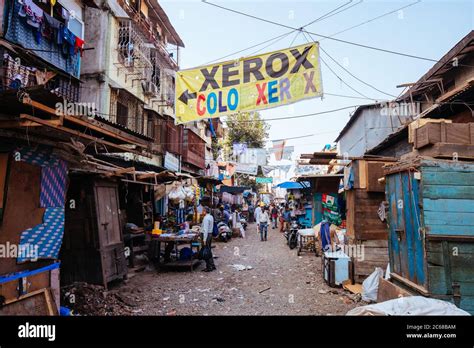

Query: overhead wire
[303,28,398,98]
[202,0,360,65]
[319,54,373,99]
[320,0,421,41]
[201,0,440,62]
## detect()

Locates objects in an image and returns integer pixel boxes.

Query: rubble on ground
[60,282,134,316]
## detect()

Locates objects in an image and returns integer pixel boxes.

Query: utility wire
[325,92,383,101]
[202,0,439,62]
[247,30,296,57]
[319,55,372,99]
[301,30,377,100]
[311,0,364,24]
[317,41,398,98]
[271,133,317,142]
[202,0,360,65]
[320,0,421,41]
[203,31,294,65]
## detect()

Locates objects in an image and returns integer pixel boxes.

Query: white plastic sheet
[347,296,470,316]
[361,267,384,302]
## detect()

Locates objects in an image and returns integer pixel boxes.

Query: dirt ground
[117,223,362,316]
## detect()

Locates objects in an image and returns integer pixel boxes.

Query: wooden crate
[408,118,452,143]
[377,277,413,303]
[414,122,474,149]
[415,143,474,160]
[351,160,391,192]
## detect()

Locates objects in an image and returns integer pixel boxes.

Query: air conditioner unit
[143,81,158,96]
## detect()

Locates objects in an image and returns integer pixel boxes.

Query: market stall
[273,181,312,227]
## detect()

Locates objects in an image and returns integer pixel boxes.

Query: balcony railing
[1,52,80,102]
[4,0,81,78]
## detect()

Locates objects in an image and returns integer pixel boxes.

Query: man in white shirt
[259,207,270,241]
[201,207,216,272]
[254,204,262,234]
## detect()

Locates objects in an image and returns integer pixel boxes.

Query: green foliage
[224,112,269,192]
[224,112,269,153]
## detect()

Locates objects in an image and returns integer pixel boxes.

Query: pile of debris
[61,282,134,316]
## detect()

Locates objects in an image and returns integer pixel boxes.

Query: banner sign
[261,165,275,176]
[232,143,247,157]
[164,152,180,172]
[272,139,286,161]
[236,163,258,175]
[238,148,267,166]
[175,43,323,124]
[295,165,319,175]
[282,146,294,160]
[256,177,273,184]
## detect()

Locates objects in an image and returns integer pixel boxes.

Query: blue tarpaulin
[273,181,310,189]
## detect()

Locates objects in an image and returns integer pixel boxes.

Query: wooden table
[149,233,201,271]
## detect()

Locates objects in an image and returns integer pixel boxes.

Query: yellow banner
[175,42,323,124]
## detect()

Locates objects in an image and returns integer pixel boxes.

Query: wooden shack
[60,175,127,288]
[345,159,392,282]
[0,144,67,314]
[384,158,474,314]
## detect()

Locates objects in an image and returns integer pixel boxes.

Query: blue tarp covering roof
[273,181,310,189]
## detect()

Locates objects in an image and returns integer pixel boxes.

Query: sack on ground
[362,267,384,302]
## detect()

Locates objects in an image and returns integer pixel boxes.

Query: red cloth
[74,36,85,57]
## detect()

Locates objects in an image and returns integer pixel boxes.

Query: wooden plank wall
[422,163,474,236]
[351,189,387,240]
[0,160,52,275]
[346,189,389,282]
[353,239,389,283]
[426,240,474,314]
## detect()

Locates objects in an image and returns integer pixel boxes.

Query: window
[68,16,84,39]
[118,20,134,67]
[116,101,128,127]
[150,50,162,91]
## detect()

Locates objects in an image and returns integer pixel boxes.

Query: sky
[160,0,473,174]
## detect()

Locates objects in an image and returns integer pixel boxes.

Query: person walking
[248,203,254,223]
[271,204,278,229]
[201,207,216,272]
[254,203,262,234]
[282,205,291,232]
[259,207,269,241]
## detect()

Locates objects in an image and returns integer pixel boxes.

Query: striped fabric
[15,146,59,167]
[15,146,68,261]
[17,207,65,262]
[40,160,67,207]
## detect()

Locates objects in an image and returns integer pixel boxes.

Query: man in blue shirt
[282,206,291,232]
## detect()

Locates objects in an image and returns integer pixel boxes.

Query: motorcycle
[239,217,248,231]
[217,221,232,242]
[284,220,300,249]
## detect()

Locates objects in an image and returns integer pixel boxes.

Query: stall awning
[273,181,310,189]
[219,186,250,194]
[195,176,222,186]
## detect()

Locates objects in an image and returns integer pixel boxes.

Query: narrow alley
[119,223,360,316]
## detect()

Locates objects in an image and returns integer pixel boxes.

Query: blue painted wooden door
[386,171,426,287]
